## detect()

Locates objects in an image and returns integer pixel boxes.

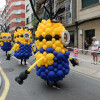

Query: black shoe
[46,82,50,86]
[53,82,60,89]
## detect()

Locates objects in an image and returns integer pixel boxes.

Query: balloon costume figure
[0,24,13,56]
[15,0,77,89]
[6,27,35,65]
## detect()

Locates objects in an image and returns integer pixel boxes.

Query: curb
[0,75,2,88]
[70,68,100,81]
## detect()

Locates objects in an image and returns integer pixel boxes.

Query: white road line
[12,56,35,69]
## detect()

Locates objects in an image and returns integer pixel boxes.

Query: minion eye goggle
[2,35,12,40]
[61,30,70,45]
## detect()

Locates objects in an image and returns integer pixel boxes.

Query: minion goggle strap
[61,30,70,45]
[36,35,61,41]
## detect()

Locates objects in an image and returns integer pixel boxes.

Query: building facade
[6,0,25,35]
[25,0,35,31]
[77,0,100,49]
[1,7,6,26]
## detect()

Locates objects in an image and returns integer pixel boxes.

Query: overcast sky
[0,0,6,9]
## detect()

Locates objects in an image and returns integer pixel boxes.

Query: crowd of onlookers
[73,36,100,65]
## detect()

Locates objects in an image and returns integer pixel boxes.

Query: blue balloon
[53,62,58,67]
[58,60,62,64]
[65,51,70,58]
[53,51,57,56]
[46,47,54,53]
[54,57,57,61]
[40,72,47,79]
[48,65,54,71]
[64,69,69,75]
[54,68,58,72]
[36,71,40,76]
[57,64,63,70]
[40,65,46,71]
[64,63,69,69]
[36,65,40,71]
[45,69,49,73]
[62,61,65,65]
[63,68,65,71]
[57,53,63,59]
[48,71,55,79]
[57,70,64,77]
[40,48,44,53]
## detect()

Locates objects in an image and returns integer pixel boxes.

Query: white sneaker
[91,62,95,64]
[94,62,97,65]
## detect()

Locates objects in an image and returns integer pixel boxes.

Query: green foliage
[31,18,39,31]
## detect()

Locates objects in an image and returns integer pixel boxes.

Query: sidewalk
[70,52,100,79]
[0,75,1,88]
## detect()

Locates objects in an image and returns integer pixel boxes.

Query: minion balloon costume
[6,27,35,65]
[15,0,77,89]
[0,25,13,56]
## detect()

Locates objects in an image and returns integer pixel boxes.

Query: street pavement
[70,52,100,79]
[0,49,100,100]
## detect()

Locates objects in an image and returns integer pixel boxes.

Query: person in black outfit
[84,40,89,55]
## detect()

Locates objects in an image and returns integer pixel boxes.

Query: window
[82,0,99,8]
[26,4,30,12]
[85,29,95,45]
[15,10,21,14]
[16,18,21,23]
[15,1,21,6]
[26,17,29,25]
[31,13,34,21]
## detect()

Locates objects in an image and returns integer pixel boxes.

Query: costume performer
[15,0,77,89]
[6,27,35,65]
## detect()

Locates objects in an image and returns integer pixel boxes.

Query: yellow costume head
[0,33,12,42]
[35,19,70,54]
[14,27,32,45]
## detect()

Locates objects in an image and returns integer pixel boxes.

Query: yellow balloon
[47,60,54,65]
[55,47,62,53]
[42,32,46,37]
[46,41,52,47]
[54,41,61,47]
[52,44,56,49]
[45,28,52,35]
[46,54,54,60]
[43,52,47,56]
[39,42,43,48]
[62,50,65,54]
[43,45,47,50]
[54,28,61,35]
[42,39,46,44]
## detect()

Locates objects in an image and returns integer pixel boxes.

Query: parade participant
[15,0,77,89]
[91,37,99,65]
[0,32,13,56]
[6,27,36,65]
[73,46,79,65]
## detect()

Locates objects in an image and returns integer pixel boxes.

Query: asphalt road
[0,49,100,100]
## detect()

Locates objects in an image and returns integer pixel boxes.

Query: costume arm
[15,56,44,85]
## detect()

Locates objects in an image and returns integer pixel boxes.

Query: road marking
[71,69,100,82]
[12,56,35,69]
[0,66,10,100]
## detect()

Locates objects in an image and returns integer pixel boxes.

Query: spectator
[73,46,79,65]
[84,40,89,55]
[98,46,100,63]
[91,37,99,65]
